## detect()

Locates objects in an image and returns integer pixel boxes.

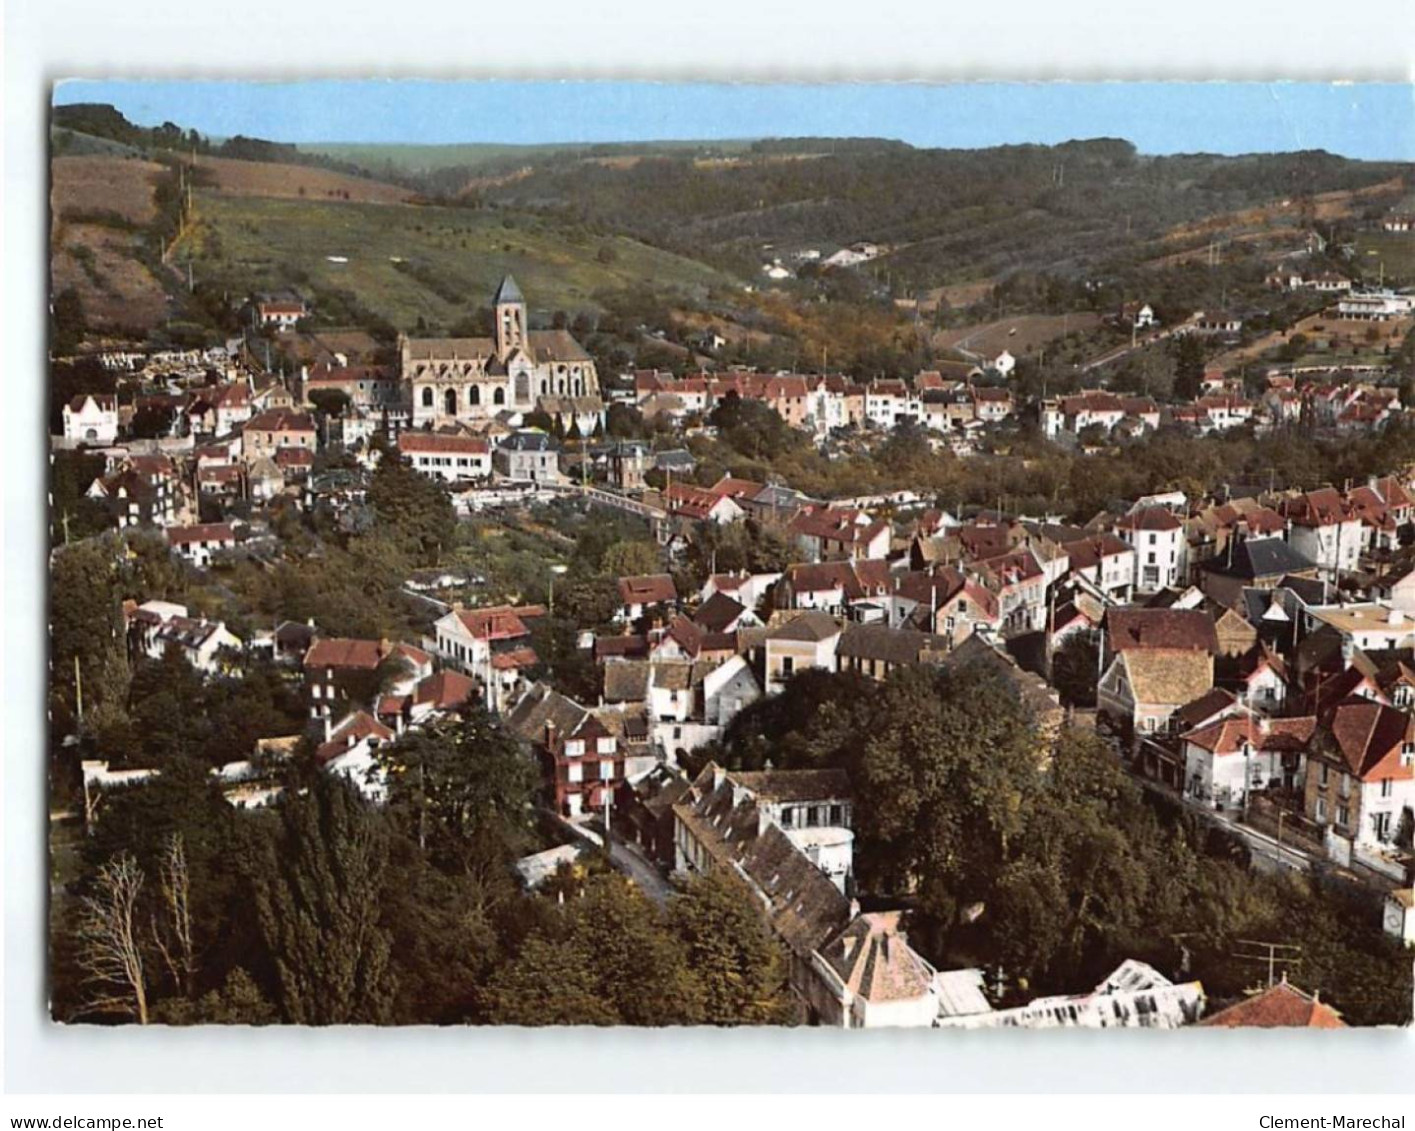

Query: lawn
[186,192,737,329]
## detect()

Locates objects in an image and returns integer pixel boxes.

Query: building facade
[402,276,599,429]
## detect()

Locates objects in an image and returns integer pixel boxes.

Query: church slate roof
[493,274,525,305]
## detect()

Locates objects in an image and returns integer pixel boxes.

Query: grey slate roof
[1204,536,1316,580]
[493,274,524,305]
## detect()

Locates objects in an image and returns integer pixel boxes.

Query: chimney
[711,763,726,790]
[544,719,558,749]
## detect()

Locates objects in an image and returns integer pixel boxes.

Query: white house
[398,431,492,482]
[1113,507,1188,593]
[127,600,242,674]
[314,711,394,804]
[430,604,539,710]
[1182,715,1313,811]
[62,394,120,445]
[166,522,237,569]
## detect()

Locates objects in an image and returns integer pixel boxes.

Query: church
[400,276,601,429]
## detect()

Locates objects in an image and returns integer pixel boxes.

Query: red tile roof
[414,670,477,709]
[1106,609,1219,654]
[1200,981,1346,1029]
[617,574,677,606]
[247,408,316,433]
[1183,715,1315,756]
[1114,506,1183,533]
[454,606,531,641]
[166,522,236,546]
[490,646,539,671]
[304,637,386,671]
[315,711,394,765]
[1322,697,1414,781]
[399,432,490,456]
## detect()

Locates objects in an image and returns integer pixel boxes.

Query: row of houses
[633,370,1016,438]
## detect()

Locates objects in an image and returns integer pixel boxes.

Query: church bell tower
[493,275,527,362]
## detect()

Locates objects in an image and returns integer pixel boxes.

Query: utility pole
[74,655,84,721]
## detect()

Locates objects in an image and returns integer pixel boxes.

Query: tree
[1051,629,1100,708]
[378,706,537,877]
[247,776,396,1024]
[51,287,88,354]
[76,853,149,1023]
[49,450,111,544]
[846,666,1039,930]
[1171,334,1207,401]
[154,967,278,1025]
[480,874,704,1025]
[307,388,351,418]
[130,403,178,440]
[600,539,661,579]
[668,870,795,1024]
[50,538,124,719]
[366,451,457,566]
[151,833,196,998]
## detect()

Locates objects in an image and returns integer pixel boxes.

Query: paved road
[548,808,676,904]
[1079,325,1181,373]
[1120,742,1402,895]
[607,835,675,905]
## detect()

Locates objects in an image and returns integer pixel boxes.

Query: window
[597,737,615,755]
[781,656,794,677]
[1337,805,1350,828]
[1381,778,1394,798]
[567,762,583,784]
[1375,811,1392,841]
[780,807,794,829]
[421,387,433,408]
[565,739,584,757]
[1319,764,1329,787]
[494,387,506,406]
[1316,798,1328,823]
[444,388,457,416]
[469,385,480,406]
[829,804,844,826]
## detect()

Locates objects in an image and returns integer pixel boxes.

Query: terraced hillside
[50,154,170,329]
[183,191,737,331]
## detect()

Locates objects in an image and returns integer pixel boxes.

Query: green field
[1354,231,1415,285]
[303,138,759,176]
[188,192,738,328]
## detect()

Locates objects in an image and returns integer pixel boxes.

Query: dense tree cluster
[53,705,793,1027]
[710,665,1412,1024]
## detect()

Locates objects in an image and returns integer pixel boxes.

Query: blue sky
[52,80,1415,159]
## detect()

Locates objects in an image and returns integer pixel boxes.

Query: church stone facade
[401,276,600,429]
